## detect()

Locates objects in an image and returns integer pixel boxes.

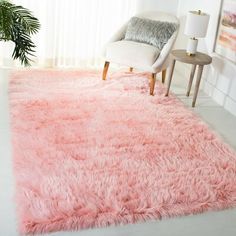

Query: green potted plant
[0,0,40,66]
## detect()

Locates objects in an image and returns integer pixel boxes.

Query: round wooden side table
[165,49,212,107]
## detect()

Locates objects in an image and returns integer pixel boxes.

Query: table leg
[186,64,196,96]
[165,59,176,96]
[192,65,204,107]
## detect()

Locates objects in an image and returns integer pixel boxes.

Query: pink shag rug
[9,70,236,234]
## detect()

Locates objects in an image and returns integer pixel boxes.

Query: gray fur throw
[124,17,178,50]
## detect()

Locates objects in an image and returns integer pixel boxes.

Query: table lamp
[184,10,210,56]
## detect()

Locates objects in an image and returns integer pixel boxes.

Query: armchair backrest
[106,11,179,45]
[135,11,179,25]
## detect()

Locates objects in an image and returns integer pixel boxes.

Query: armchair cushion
[124,17,178,51]
[106,40,160,71]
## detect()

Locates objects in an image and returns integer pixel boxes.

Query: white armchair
[102,11,179,95]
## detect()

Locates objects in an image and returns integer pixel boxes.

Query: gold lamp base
[187,52,196,56]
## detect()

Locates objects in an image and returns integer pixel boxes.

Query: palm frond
[0,1,14,40]
[11,5,40,34]
[0,0,40,66]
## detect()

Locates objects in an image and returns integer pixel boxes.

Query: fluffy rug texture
[9,70,236,234]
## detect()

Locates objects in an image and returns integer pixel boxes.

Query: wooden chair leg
[162,69,166,83]
[150,73,156,96]
[102,61,110,80]
[129,67,133,72]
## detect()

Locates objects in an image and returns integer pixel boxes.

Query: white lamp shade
[184,11,210,38]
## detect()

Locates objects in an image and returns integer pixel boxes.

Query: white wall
[136,0,179,15]
[176,0,236,116]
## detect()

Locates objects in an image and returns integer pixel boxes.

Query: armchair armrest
[108,23,128,43]
[152,29,179,72]
[102,22,128,56]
